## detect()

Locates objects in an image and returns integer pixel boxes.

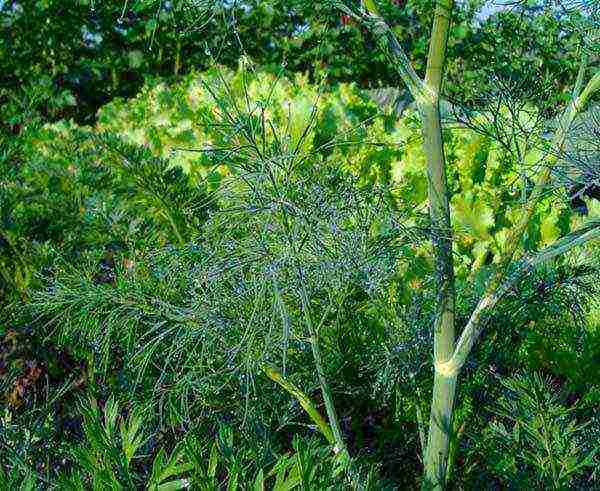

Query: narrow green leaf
[208,441,219,478]
[260,363,335,445]
[156,479,190,491]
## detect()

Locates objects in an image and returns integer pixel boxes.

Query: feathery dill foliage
[446,68,555,161]
[501,254,600,323]
[479,372,600,488]
[54,394,349,489]
[476,250,600,375]
[72,130,213,244]
[551,104,600,213]
[369,292,434,401]
[451,1,600,210]
[26,65,420,433]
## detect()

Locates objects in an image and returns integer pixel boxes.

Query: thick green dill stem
[360,1,456,487]
[419,98,456,489]
[417,1,456,489]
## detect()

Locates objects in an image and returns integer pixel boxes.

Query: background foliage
[0,0,584,133]
[2,0,600,488]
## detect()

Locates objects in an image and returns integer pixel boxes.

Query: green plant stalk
[261,351,364,489]
[297,286,350,457]
[417,1,456,488]
[360,2,430,104]
[440,66,600,378]
[360,1,456,487]
[306,331,346,449]
[260,363,335,445]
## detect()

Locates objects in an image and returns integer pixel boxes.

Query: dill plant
[20,60,422,486]
[325,0,600,487]
[6,1,600,487]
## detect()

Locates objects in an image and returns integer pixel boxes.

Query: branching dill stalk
[358,0,457,487]
[191,64,410,488]
[345,1,600,488]
[417,3,457,488]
